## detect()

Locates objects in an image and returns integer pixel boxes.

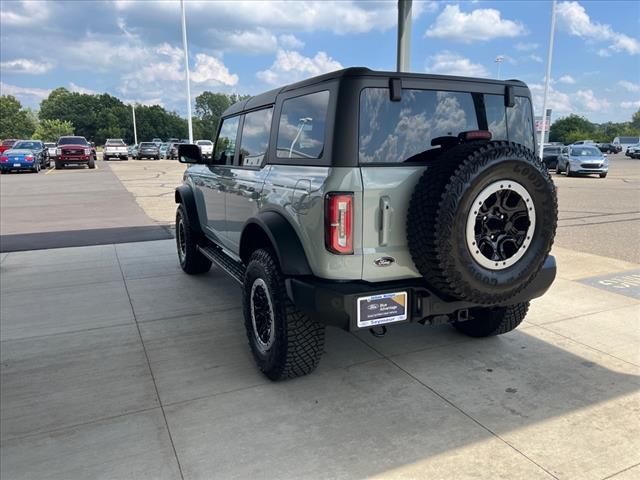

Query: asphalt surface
[554,153,640,263]
[0,160,172,252]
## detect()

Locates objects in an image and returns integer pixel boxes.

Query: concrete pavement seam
[113,243,185,480]
[601,462,640,480]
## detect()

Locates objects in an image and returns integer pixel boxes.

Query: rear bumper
[286,255,557,331]
[0,163,35,170]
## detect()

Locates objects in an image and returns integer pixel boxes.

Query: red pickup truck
[55,136,95,169]
[0,139,17,155]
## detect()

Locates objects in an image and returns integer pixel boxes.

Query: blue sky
[1,0,639,124]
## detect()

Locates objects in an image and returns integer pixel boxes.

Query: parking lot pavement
[1,240,638,480]
[0,161,172,252]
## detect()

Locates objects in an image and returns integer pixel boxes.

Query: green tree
[194,92,249,140]
[631,109,640,131]
[549,114,595,143]
[32,119,75,142]
[0,95,37,139]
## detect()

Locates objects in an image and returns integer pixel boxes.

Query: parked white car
[103,138,129,160]
[195,140,214,160]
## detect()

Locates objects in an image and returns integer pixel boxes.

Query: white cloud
[575,89,610,112]
[0,81,51,103]
[425,51,489,77]
[191,54,239,86]
[69,82,98,95]
[618,81,640,93]
[529,83,573,114]
[257,50,342,86]
[279,34,304,50]
[217,28,278,54]
[425,5,526,42]
[515,42,539,51]
[0,58,53,75]
[620,101,640,109]
[0,0,49,26]
[557,1,640,55]
[528,54,543,63]
[558,75,576,85]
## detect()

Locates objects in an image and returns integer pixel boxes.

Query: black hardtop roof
[222,67,527,117]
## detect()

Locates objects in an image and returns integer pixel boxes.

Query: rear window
[196,140,213,145]
[106,139,125,145]
[544,147,560,154]
[13,141,40,149]
[2,140,16,146]
[139,143,155,147]
[277,90,329,160]
[359,88,534,164]
[58,137,88,146]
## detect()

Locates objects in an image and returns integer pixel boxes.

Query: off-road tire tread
[407,141,557,304]
[244,249,325,380]
[453,302,529,337]
[176,204,212,274]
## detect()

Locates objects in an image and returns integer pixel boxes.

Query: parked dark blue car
[0,140,50,173]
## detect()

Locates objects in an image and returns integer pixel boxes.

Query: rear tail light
[325,193,353,254]
[24,155,34,162]
[0,156,8,163]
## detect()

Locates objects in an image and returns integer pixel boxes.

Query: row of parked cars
[102,138,214,161]
[542,141,611,179]
[0,136,98,173]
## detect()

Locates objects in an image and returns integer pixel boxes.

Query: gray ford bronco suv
[175,68,557,380]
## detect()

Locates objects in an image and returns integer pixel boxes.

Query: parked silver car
[556,145,608,178]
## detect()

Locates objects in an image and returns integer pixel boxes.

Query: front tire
[88,157,95,169]
[176,204,211,274]
[243,249,325,380]
[453,302,529,337]
[600,172,607,178]
[55,160,63,169]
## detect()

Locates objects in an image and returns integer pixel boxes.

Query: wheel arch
[175,185,205,238]
[240,212,313,276]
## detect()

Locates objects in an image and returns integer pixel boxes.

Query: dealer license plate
[13,163,21,167]
[357,291,408,328]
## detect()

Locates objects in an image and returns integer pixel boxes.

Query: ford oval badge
[374,256,395,267]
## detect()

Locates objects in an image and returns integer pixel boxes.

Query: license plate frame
[356,291,408,328]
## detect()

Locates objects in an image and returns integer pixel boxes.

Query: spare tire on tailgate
[407,141,557,304]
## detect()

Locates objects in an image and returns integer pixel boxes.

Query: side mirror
[178,144,203,164]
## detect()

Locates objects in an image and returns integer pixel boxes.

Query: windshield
[139,142,155,147]
[13,141,40,149]
[106,139,125,145]
[2,140,16,146]
[44,142,56,147]
[196,140,213,145]
[58,137,88,146]
[571,147,601,156]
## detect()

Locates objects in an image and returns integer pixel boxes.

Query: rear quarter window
[276,90,329,160]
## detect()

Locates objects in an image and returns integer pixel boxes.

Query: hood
[570,154,605,160]
[59,144,89,149]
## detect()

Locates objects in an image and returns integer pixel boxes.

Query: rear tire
[243,248,325,380]
[453,302,529,337]
[176,204,211,274]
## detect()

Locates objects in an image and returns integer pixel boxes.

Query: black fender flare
[240,212,312,276]
[174,185,205,238]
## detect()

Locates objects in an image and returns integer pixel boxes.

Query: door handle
[379,196,391,246]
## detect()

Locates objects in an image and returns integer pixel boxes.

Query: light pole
[131,104,138,145]
[397,0,412,72]
[181,0,193,143]
[495,56,505,80]
[539,0,557,158]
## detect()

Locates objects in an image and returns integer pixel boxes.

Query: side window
[507,96,535,151]
[484,94,508,141]
[277,90,329,159]
[213,116,239,165]
[239,107,273,167]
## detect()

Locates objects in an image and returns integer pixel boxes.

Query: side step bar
[197,244,245,284]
